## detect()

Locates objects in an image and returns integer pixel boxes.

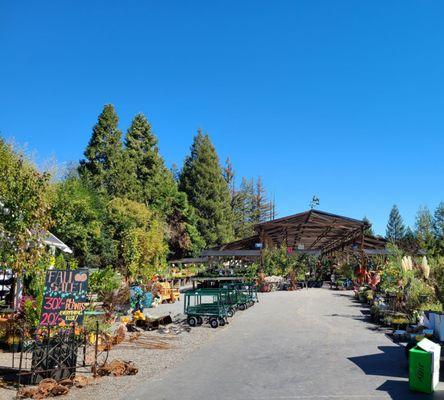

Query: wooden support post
[260,228,265,271]
[360,226,366,283]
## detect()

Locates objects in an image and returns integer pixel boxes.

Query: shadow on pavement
[324,313,369,322]
[376,380,443,400]
[331,292,354,297]
[349,346,444,400]
[349,346,407,379]
[332,291,444,399]
[348,302,369,306]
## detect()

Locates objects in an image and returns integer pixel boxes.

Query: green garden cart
[219,287,239,317]
[222,282,258,311]
[184,289,230,328]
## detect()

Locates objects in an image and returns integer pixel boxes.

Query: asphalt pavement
[128,288,444,400]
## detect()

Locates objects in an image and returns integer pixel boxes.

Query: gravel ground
[0,295,223,400]
[63,323,220,400]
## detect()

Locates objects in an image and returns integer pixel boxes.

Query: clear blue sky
[1,1,443,236]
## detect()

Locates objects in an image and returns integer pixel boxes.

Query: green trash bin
[409,338,441,394]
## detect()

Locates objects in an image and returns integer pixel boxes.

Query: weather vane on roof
[310,196,320,209]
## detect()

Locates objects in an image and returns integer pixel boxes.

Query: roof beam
[308,220,337,249]
[322,228,362,254]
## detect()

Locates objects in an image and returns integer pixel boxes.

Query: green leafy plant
[22,298,40,329]
[262,245,314,278]
[336,262,356,280]
[417,302,443,312]
[405,277,436,313]
[83,314,112,334]
[429,256,444,305]
[365,289,374,302]
[0,140,52,274]
[89,266,122,299]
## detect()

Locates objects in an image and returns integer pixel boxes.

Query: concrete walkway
[128,289,444,400]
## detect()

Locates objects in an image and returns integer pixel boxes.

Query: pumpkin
[74,273,87,282]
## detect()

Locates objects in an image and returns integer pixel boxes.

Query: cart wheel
[218,317,226,327]
[239,303,246,311]
[187,316,197,327]
[209,318,219,328]
[196,316,203,325]
[227,308,235,318]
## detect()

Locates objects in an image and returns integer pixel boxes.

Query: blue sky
[1,1,443,236]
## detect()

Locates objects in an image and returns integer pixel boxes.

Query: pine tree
[362,216,374,236]
[386,205,405,242]
[252,177,273,223]
[125,113,162,204]
[125,113,177,212]
[125,113,203,257]
[223,157,235,197]
[415,206,434,250]
[399,226,419,254]
[433,202,444,255]
[244,177,256,226]
[79,104,131,197]
[231,176,275,239]
[433,202,444,238]
[232,177,255,239]
[179,130,234,246]
[171,163,180,182]
[271,194,277,220]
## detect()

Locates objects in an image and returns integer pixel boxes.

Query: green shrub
[89,266,122,299]
[418,302,443,312]
[405,277,436,313]
[430,256,444,305]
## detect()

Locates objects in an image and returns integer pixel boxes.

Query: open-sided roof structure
[255,209,385,254]
[206,210,386,257]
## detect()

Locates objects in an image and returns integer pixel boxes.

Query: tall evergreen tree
[399,226,419,254]
[433,202,444,238]
[179,130,234,246]
[415,206,434,250]
[79,104,132,197]
[232,177,255,239]
[125,113,163,205]
[231,176,276,239]
[223,157,235,197]
[125,113,203,257]
[362,216,374,236]
[171,163,180,182]
[433,202,444,255]
[386,205,405,242]
[252,177,273,223]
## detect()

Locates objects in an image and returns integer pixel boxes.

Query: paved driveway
[128,288,443,400]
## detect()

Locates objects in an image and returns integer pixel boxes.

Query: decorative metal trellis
[25,328,82,384]
[6,321,110,394]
